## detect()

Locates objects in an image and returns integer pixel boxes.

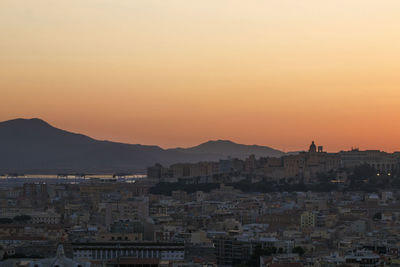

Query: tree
[0,218,13,224]
[349,164,376,189]
[292,246,305,256]
[247,245,277,266]
[373,212,382,221]
[13,215,31,223]
[353,164,376,180]
[316,172,330,184]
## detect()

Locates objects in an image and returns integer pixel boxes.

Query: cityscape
[2,0,400,266]
[0,139,398,266]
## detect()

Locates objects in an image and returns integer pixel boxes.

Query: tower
[309,141,317,153]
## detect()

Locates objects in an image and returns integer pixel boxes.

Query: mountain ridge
[0,118,285,173]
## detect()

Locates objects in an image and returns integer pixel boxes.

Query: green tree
[349,164,376,189]
[292,246,305,256]
[247,245,277,266]
[13,215,31,223]
[0,218,13,224]
[373,212,382,221]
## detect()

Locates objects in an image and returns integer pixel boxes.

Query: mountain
[0,118,284,174]
[173,140,284,159]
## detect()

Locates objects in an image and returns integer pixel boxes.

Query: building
[72,242,185,262]
[212,235,252,266]
[340,149,399,173]
[29,244,90,267]
[300,211,316,229]
[344,250,380,267]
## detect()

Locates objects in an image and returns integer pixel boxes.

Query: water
[0,174,147,185]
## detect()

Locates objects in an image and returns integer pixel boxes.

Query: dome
[309,141,317,153]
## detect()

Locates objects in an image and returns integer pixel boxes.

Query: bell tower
[309,141,317,153]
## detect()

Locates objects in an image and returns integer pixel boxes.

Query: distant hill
[172,140,284,159]
[0,118,284,174]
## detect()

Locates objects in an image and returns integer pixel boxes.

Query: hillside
[0,118,284,173]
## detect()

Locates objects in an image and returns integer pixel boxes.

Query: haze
[1,0,399,152]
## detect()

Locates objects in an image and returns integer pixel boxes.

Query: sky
[1,0,400,152]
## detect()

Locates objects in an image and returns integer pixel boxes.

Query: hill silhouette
[0,118,284,173]
[172,139,283,159]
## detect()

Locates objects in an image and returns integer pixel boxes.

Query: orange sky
[1,0,400,152]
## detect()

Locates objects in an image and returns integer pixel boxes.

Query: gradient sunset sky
[1,0,400,152]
